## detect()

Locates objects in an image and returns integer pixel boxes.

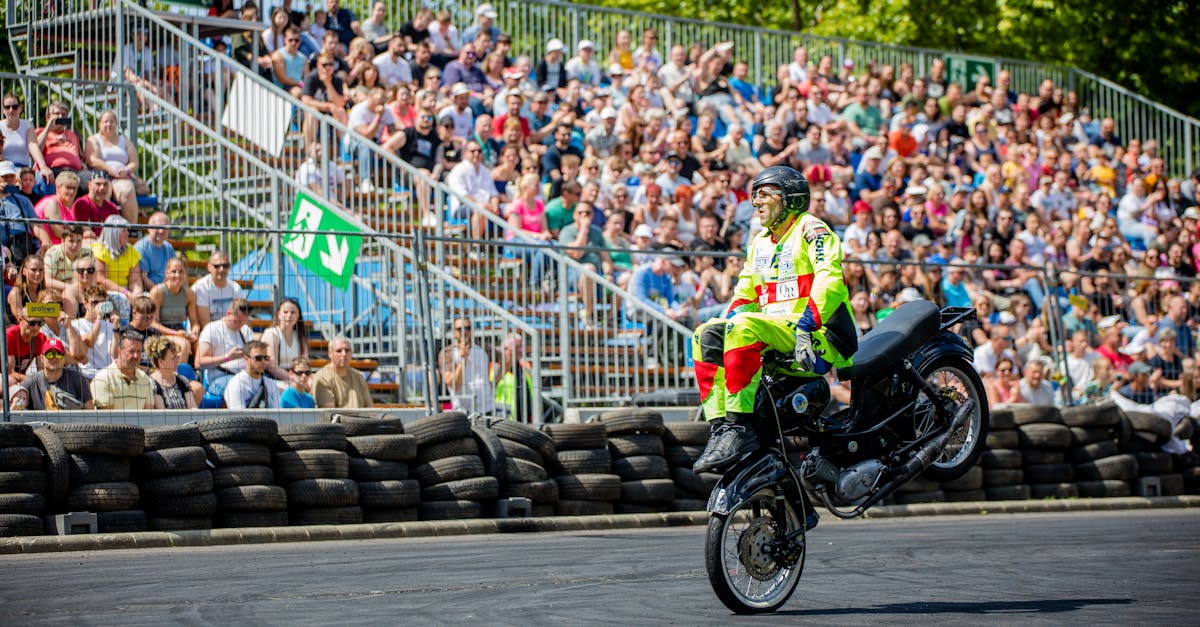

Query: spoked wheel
[704,488,805,614]
[912,357,989,481]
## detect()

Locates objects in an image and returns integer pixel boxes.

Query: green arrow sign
[283,190,364,290]
[945,54,996,89]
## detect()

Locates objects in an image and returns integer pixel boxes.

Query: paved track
[2,509,1197,624]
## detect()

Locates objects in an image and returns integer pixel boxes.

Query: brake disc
[737,517,781,581]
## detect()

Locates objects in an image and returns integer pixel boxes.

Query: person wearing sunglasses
[5,314,51,387]
[196,296,255,408]
[281,356,316,409]
[437,317,494,414]
[193,250,244,326]
[20,337,93,410]
[224,339,281,409]
[71,286,116,381]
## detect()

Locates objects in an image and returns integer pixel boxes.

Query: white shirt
[1064,353,1094,400]
[632,46,662,72]
[192,275,244,320]
[198,321,254,378]
[373,52,413,87]
[787,61,809,84]
[842,221,872,256]
[437,104,474,139]
[440,344,494,413]
[295,158,346,192]
[445,161,497,213]
[428,24,459,53]
[348,100,395,142]
[224,371,282,409]
[71,317,114,380]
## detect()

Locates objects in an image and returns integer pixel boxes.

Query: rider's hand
[794,329,816,372]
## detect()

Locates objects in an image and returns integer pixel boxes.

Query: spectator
[1157,294,1195,356]
[5,312,51,387]
[262,298,309,381]
[973,322,1016,376]
[373,33,413,87]
[133,211,175,289]
[1148,327,1185,393]
[71,286,116,381]
[300,51,350,142]
[0,161,42,264]
[83,111,141,223]
[1,94,51,181]
[1118,360,1159,404]
[322,0,361,48]
[446,140,499,235]
[438,83,476,139]
[629,254,689,323]
[428,9,460,66]
[33,101,84,181]
[6,254,48,325]
[534,38,567,95]
[357,1,390,47]
[557,201,614,327]
[565,39,601,88]
[275,356,316,408]
[1062,329,1096,404]
[438,317,494,413]
[313,336,374,408]
[462,3,500,48]
[43,225,92,295]
[984,356,1021,406]
[20,338,93,410]
[193,250,244,326]
[90,215,143,302]
[295,141,346,200]
[224,339,281,409]
[149,257,199,352]
[271,27,309,97]
[195,296,255,403]
[91,331,153,410]
[145,335,199,410]
[32,171,80,247]
[347,87,406,193]
[1018,360,1056,406]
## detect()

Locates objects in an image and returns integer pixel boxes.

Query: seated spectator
[1018,359,1056,405]
[33,171,80,247]
[6,254,48,325]
[973,322,1016,376]
[313,336,374,408]
[133,211,175,289]
[271,26,309,97]
[445,140,499,235]
[224,339,282,409]
[281,356,316,408]
[43,225,92,295]
[71,286,117,380]
[195,297,255,403]
[20,338,93,410]
[428,9,460,66]
[90,215,143,303]
[149,257,200,347]
[295,141,346,200]
[71,172,120,237]
[300,51,350,142]
[347,87,406,193]
[373,33,413,87]
[322,0,361,49]
[262,298,309,381]
[145,335,199,410]
[0,161,42,264]
[33,101,84,181]
[91,331,153,410]
[358,1,391,48]
[438,83,476,139]
[5,313,50,387]
[193,250,244,326]
[1118,360,1160,404]
[1,94,52,180]
[1148,327,1184,393]
[558,201,614,327]
[984,357,1021,406]
[83,110,141,223]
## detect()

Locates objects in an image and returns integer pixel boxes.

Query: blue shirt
[852,171,881,200]
[134,238,176,285]
[941,277,972,308]
[629,263,680,315]
[0,188,36,243]
[280,387,315,409]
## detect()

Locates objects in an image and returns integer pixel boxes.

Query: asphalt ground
[2,509,1197,625]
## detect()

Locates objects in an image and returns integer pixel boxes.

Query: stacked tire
[275,423,360,525]
[474,418,557,517]
[1062,400,1134,498]
[544,423,620,517]
[662,421,718,511]
[46,423,147,533]
[980,407,1030,501]
[408,412,497,521]
[340,416,420,523]
[139,425,216,531]
[198,416,289,528]
[1183,416,1200,495]
[1012,405,1078,499]
[1,423,48,537]
[1121,410,1179,496]
[592,409,673,514]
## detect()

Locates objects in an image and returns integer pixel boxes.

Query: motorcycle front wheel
[704,487,805,614]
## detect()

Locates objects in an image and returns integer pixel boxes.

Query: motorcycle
[704,300,989,614]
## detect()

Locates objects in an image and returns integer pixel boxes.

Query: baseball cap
[905,185,928,197]
[608,63,626,76]
[1097,314,1122,330]
[503,67,524,80]
[843,58,855,68]
[600,107,618,120]
[1182,207,1200,221]
[862,146,883,160]
[912,234,932,247]
[41,338,66,355]
[1068,294,1089,310]
[577,39,594,51]
[474,3,498,19]
[806,164,831,185]
[633,224,654,238]
[660,254,686,267]
[896,287,922,305]
[0,161,16,178]
[546,38,564,53]
[451,83,471,97]
[852,200,872,215]
[1128,361,1152,376]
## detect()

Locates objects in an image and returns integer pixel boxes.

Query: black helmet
[751,166,810,217]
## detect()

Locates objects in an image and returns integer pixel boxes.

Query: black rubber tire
[1024,463,1074,484]
[554,499,614,516]
[0,447,44,471]
[1125,411,1172,443]
[504,457,548,483]
[1129,432,1161,451]
[148,492,218,517]
[982,468,1024,487]
[671,498,707,512]
[142,470,214,498]
[482,419,557,466]
[615,502,670,514]
[97,510,147,533]
[611,455,670,481]
[275,423,347,452]
[348,458,409,482]
[940,465,983,491]
[0,471,48,494]
[212,465,275,490]
[420,476,500,501]
[984,484,1031,501]
[897,476,942,493]
[347,435,418,461]
[608,434,665,458]
[143,425,205,451]
[358,479,420,508]
[67,453,131,485]
[362,508,419,523]
[556,448,612,475]
[148,517,213,531]
[591,408,665,436]
[286,478,360,508]
[49,423,144,457]
[980,449,1022,469]
[501,479,559,503]
[988,407,1016,430]
[419,499,482,520]
[327,412,406,437]
[1175,418,1194,440]
[1134,451,1173,476]
[203,442,272,467]
[942,489,987,502]
[1158,474,1185,496]
[541,423,608,450]
[0,423,36,448]
[665,445,704,468]
[0,493,47,515]
[411,455,484,486]
[1076,479,1132,498]
[1009,404,1063,426]
[472,426,509,478]
[985,430,1019,449]
[1029,482,1079,499]
[498,438,542,464]
[670,466,709,496]
[1075,454,1139,482]
[1069,427,1115,447]
[532,505,556,517]
[215,511,290,528]
[1069,440,1120,464]
[1060,401,1122,428]
[0,514,45,537]
[32,428,68,511]
[196,416,280,445]
[289,506,363,525]
[68,482,140,512]
[1017,424,1072,449]
[554,473,621,501]
[216,485,288,511]
[1022,449,1067,465]
[139,447,208,478]
[662,421,711,446]
[416,437,479,465]
[273,450,350,482]
[405,412,471,447]
[893,490,945,504]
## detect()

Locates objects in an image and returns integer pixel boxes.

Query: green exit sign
[283,190,364,290]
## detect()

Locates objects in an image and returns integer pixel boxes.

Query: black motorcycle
[704,300,989,614]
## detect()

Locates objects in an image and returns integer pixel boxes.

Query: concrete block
[1135,476,1162,497]
[49,512,98,535]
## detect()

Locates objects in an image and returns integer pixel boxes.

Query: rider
[692,166,858,474]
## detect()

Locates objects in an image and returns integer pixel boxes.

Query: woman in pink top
[33,171,81,247]
[506,173,552,241]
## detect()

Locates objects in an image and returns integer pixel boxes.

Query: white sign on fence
[220,73,293,158]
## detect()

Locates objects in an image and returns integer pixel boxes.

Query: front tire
[914,357,990,482]
[704,488,805,614]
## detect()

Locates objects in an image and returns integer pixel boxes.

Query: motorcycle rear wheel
[914,357,989,481]
[704,488,805,614]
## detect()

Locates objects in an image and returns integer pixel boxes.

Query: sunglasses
[212,263,231,269]
[320,62,335,68]
[22,319,43,327]
[291,369,313,376]
[89,300,107,306]
[3,104,19,110]
[43,350,65,359]
[250,355,270,362]
[236,305,253,313]
[454,326,471,331]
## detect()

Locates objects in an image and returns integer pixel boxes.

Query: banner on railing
[221,73,292,158]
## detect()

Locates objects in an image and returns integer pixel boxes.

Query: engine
[801,451,886,505]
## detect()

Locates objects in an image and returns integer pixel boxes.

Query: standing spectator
[71,172,120,237]
[133,211,175,289]
[262,298,309,381]
[71,287,115,381]
[145,335,198,410]
[438,317,494,413]
[195,296,255,402]
[281,356,316,408]
[83,111,141,223]
[91,331,153,410]
[193,250,244,326]
[33,171,80,247]
[313,336,374,408]
[0,161,41,264]
[492,333,533,422]
[1062,329,1096,405]
[90,215,143,302]
[20,338,93,410]
[224,340,281,409]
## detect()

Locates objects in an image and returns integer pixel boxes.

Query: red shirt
[5,326,48,370]
[34,128,84,171]
[71,195,120,236]
[1096,344,1133,372]
[492,113,531,139]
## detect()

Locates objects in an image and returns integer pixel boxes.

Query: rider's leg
[692,319,727,422]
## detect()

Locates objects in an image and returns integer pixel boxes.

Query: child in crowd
[281,356,315,408]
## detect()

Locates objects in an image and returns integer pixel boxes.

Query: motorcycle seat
[837,300,941,381]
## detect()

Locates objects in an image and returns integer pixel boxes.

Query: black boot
[692,413,759,474]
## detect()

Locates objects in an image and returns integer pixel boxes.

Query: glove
[794,329,816,372]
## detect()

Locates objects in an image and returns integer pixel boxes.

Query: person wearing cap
[0,160,42,264]
[19,338,93,410]
[691,166,856,476]
[852,145,885,204]
[584,106,619,159]
[841,200,874,257]
[461,3,500,49]
[565,39,601,88]
[437,82,476,140]
[1118,361,1160,405]
[535,38,567,95]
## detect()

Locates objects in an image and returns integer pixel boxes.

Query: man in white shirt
[294,141,346,199]
[656,44,694,112]
[437,83,475,140]
[565,39,601,88]
[225,340,282,409]
[347,87,406,192]
[446,141,498,230]
[372,34,412,87]
[195,297,255,393]
[1062,329,1096,404]
[786,46,809,84]
[438,318,494,414]
[973,323,1018,376]
[192,250,244,326]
